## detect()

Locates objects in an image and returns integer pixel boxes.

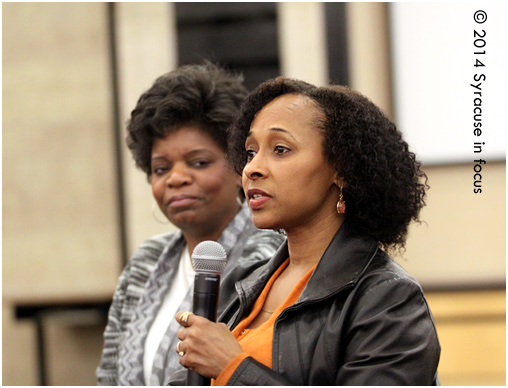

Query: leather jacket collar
[228,221,379,324]
[300,222,379,302]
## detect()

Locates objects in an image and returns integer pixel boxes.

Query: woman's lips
[247,189,271,210]
[168,195,199,209]
[249,196,271,210]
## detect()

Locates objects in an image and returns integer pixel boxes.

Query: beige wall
[403,163,505,287]
[2,2,505,386]
[346,2,505,287]
[346,2,393,117]
[277,2,328,86]
[426,289,505,385]
[2,3,119,385]
[345,4,505,385]
[2,2,119,301]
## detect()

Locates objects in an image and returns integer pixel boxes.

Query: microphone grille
[191,241,227,274]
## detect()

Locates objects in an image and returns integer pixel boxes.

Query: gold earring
[336,186,346,214]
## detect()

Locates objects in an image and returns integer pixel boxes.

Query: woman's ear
[334,175,346,189]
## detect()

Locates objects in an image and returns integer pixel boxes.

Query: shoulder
[347,249,437,331]
[129,232,176,266]
[132,232,176,259]
[358,250,424,295]
[239,229,286,264]
[226,229,285,284]
[334,251,440,384]
[118,231,178,291]
[245,228,285,245]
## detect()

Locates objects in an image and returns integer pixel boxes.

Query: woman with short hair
[97,64,285,386]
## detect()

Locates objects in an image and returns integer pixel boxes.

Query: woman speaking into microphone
[174,77,440,385]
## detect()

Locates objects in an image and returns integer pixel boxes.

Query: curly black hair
[228,77,428,250]
[126,62,248,180]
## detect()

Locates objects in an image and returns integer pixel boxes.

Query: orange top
[213,259,317,386]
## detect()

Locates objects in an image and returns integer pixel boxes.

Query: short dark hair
[126,62,248,179]
[228,77,428,250]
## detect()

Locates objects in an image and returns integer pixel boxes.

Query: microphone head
[191,241,227,274]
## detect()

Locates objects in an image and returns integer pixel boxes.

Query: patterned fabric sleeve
[96,262,130,385]
[240,229,285,265]
[96,233,174,385]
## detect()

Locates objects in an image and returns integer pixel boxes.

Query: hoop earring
[237,196,243,207]
[152,202,169,224]
[336,187,346,214]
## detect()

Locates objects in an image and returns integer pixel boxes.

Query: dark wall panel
[175,2,280,90]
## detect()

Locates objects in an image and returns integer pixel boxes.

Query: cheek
[241,174,249,193]
[151,180,163,201]
[200,169,235,198]
[283,164,331,202]
[202,177,223,195]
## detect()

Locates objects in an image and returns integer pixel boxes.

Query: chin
[251,214,282,231]
[168,210,198,229]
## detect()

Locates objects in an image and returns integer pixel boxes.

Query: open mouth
[247,189,271,210]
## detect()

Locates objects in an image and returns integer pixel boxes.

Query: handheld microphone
[187,241,227,386]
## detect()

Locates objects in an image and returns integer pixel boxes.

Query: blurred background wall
[2,2,505,385]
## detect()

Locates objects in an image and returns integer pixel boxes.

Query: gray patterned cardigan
[96,205,284,385]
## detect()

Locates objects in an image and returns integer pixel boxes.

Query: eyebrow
[151,148,214,161]
[246,127,297,141]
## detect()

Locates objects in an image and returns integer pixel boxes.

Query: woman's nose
[243,154,265,180]
[166,164,192,187]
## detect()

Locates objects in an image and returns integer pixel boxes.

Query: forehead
[262,93,318,113]
[152,125,223,154]
[252,94,322,128]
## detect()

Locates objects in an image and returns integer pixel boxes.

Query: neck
[183,205,241,255]
[285,212,344,271]
[184,233,221,257]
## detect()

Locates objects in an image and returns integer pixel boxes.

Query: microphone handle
[187,273,221,386]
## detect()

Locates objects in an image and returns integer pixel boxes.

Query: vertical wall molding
[345,2,393,118]
[106,3,129,268]
[277,2,328,86]
[114,3,178,256]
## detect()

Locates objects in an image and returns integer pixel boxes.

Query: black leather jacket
[217,222,441,385]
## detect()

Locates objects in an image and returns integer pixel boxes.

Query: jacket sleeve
[336,275,441,385]
[96,233,172,385]
[95,263,132,386]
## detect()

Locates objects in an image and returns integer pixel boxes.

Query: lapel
[230,221,379,318]
[298,222,379,303]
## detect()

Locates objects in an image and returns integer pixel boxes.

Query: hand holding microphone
[175,241,242,385]
[187,241,226,386]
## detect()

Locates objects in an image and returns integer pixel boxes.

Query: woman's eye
[191,160,211,168]
[152,166,168,175]
[274,146,290,155]
[246,149,256,161]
